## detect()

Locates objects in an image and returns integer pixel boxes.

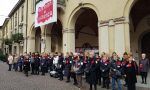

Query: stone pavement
[0,62,149,90]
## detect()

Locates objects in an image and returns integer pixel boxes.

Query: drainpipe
[26,0,28,53]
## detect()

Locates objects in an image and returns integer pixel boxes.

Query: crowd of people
[6,51,149,90]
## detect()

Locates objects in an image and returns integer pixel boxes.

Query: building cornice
[8,0,25,17]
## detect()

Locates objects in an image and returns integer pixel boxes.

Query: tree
[3,38,12,45]
[11,33,24,43]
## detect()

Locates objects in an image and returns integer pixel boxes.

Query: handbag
[84,68,90,74]
[116,70,122,77]
[76,69,84,75]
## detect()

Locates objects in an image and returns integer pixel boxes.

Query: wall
[130,15,150,60]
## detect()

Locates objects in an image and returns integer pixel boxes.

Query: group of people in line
[7,51,149,90]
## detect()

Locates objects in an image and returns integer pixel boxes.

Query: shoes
[66,80,70,83]
[123,84,127,87]
[102,86,106,88]
[73,82,78,85]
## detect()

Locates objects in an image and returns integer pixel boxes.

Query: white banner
[35,0,57,27]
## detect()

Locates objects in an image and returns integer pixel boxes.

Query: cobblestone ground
[0,62,149,90]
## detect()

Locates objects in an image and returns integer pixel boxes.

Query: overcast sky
[0,0,19,26]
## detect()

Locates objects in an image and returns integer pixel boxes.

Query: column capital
[114,17,129,24]
[99,17,129,27]
[62,28,75,33]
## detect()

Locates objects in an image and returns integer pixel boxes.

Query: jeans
[112,78,121,90]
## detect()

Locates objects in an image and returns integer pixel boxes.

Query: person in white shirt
[8,54,14,71]
[53,54,59,67]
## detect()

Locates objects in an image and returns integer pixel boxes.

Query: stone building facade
[1,0,150,59]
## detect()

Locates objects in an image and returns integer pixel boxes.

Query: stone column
[99,21,109,54]
[45,34,51,53]
[124,17,130,52]
[114,17,127,57]
[63,28,75,54]
[108,20,115,54]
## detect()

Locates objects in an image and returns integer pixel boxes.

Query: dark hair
[123,52,128,55]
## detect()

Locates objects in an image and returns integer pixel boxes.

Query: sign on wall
[35,0,57,27]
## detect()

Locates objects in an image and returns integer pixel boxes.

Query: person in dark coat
[87,53,97,90]
[64,53,72,83]
[23,55,30,77]
[30,53,35,75]
[34,53,40,75]
[139,53,149,84]
[18,55,24,72]
[121,52,128,87]
[57,53,64,81]
[83,53,90,82]
[124,53,138,90]
[40,54,48,75]
[95,54,101,86]
[47,54,54,72]
[100,54,110,89]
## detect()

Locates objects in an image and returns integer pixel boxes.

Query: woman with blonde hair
[100,53,110,89]
[124,53,138,90]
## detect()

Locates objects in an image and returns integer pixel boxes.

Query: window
[12,16,14,29]
[11,18,12,30]
[21,5,24,21]
[32,0,36,13]
[15,13,17,26]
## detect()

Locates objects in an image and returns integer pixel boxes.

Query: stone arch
[67,3,101,30]
[130,15,150,59]
[29,23,35,38]
[123,0,138,17]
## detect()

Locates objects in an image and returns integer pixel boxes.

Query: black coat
[24,60,30,71]
[57,56,64,71]
[34,57,40,67]
[110,59,122,78]
[87,58,97,85]
[100,60,110,77]
[125,61,137,84]
[64,58,72,76]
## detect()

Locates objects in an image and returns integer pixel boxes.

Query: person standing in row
[41,54,48,76]
[124,53,138,90]
[18,54,24,72]
[24,55,30,77]
[95,54,101,86]
[121,52,128,87]
[110,54,122,90]
[139,53,149,84]
[30,53,35,75]
[88,53,97,90]
[34,53,40,75]
[7,54,14,71]
[14,54,19,71]
[100,54,110,89]
[64,53,72,82]
[57,53,64,81]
